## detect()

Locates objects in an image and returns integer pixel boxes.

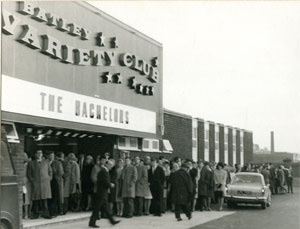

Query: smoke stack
[271,131,274,154]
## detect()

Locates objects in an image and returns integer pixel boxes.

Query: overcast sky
[90,1,300,153]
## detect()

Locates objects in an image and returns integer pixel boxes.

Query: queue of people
[22,150,294,226]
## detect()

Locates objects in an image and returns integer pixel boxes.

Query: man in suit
[148,158,165,216]
[134,156,148,216]
[89,160,120,228]
[171,162,193,221]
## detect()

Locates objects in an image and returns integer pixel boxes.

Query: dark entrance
[23,125,117,159]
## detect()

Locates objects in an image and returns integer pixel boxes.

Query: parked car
[225,172,271,209]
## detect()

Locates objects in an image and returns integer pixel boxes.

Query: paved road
[190,187,300,229]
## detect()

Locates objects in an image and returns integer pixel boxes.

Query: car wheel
[0,219,13,229]
[261,202,267,209]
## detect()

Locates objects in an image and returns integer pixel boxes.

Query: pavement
[23,187,300,229]
[23,210,235,229]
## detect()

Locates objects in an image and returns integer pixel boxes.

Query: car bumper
[224,195,267,204]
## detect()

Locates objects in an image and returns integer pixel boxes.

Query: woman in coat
[214,162,227,211]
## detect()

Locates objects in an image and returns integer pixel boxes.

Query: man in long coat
[62,153,72,214]
[48,152,64,217]
[69,153,81,211]
[89,160,120,228]
[170,162,193,221]
[27,150,52,219]
[121,157,137,218]
[134,156,148,216]
[148,158,165,216]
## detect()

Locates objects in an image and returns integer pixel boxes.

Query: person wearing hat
[170,162,193,221]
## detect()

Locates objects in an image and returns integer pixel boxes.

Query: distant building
[252,151,300,164]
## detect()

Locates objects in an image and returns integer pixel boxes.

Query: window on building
[142,138,159,152]
[215,142,219,150]
[205,130,209,140]
[118,136,138,150]
[193,128,197,139]
[129,137,138,148]
[152,140,159,150]
[143,139,149,149]
[215,132,219,142]
[192,140,197,148]
[1,122,20,143]
[118,137,126,147]
[162,139,173,153]
[225,144,228,151]
[205,141,209,149]
[225,134,228,142]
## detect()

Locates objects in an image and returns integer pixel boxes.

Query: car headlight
[261,188,265,193]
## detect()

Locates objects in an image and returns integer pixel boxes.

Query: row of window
[117,136,173,153]
[204,142,244,151]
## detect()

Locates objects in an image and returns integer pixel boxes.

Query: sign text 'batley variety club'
[1,1,162,135]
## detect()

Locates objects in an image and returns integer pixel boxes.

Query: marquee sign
[1,75,157,133]
[1,1,159,96]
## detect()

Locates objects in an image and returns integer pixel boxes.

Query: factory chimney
[271,131,275,154]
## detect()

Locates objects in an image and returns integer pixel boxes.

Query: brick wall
[236,130,241,165]
[209,123,215,162]
[228,128,233,166]
[163,111,192,160]
[244,131,253,163]
[219,126,225,163]
[197,120,205,161]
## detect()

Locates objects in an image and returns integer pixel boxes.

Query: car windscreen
[232,175,262,185]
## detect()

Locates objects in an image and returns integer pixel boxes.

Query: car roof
[235,172,263,177]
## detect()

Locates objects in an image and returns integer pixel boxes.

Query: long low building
[162,109,253,165]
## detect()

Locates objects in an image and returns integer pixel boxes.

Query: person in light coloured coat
[134,156,148,216]
[121,157,137,218]
[27,150,52,219]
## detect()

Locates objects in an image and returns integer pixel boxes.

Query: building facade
[1,2,163,227]
[162,110,253,165]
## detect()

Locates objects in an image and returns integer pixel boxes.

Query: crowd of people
[22,150,295,227]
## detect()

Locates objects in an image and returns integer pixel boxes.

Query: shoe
[219,207,223,211]
[207,208,211,211]
[30,215,39,220]
[125,215,132,218]
[89,225,99,228]
[154,214,162,217]
[177,218,182,221]
[111,220,120,225]
[188,215,192,220]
